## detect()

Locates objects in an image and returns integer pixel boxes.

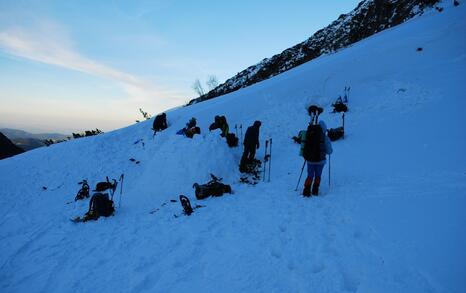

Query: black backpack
[88,193,115,218]
[193,174,232,200]
[303,123,324,162]
[226,133,238,147]
[327,127,344,141]
[153,114,167,131]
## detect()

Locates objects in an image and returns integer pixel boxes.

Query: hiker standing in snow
[240,120,261,172]
[301,106,332,196]
[153,113,168,132]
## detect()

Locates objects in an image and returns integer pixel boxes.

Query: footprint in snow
[270,248,282,259]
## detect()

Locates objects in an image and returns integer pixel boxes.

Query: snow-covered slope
[1,3,465,293]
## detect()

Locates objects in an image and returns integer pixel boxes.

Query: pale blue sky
[0,0,360,133]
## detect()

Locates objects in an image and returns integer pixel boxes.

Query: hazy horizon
[0,0,360,133]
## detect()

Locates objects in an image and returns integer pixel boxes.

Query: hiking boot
[302,186,311,197]
[239,164,246,173]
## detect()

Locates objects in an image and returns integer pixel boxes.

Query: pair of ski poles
[263,138,272,182]
[235,124,243,143]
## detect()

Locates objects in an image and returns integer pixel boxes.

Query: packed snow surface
[1,3,465,293]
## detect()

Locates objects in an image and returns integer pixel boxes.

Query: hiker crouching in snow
[301,106,332,196]
[240,120,261,172]
[177,117,201,138]
[153,113,168,132]
[209,115,229,137]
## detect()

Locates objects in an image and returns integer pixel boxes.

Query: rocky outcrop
[188,0,441,105]
[0,132,24,160]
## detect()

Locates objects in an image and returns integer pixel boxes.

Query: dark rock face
[188,0,440,105]
[0,132,25,160]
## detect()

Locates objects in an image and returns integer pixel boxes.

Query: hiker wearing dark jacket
[301,120,333,196]
[240,120,261,171]
[153,113,168,132]
[209,115,229,137]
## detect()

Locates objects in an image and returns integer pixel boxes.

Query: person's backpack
[303,123,324,162]
[88,193,115,218]
[193,174,232,200]
[75,180,90,201]
[226,133,238,147]
[153,114,167,131]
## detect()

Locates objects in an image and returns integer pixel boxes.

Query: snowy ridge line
[188,0,443,105]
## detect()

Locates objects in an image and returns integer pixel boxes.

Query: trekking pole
[268,138,272,182]
[263,139,269,181]
[235,124,238,137]
[328,155,331,188]
[295,160,306,191]
[240,124,243,144]
[119,174,125,208]
[342,113,345,139]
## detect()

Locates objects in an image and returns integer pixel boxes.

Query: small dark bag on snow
[327,127,344,141]
[94,177,117,192]
[226,133,238,147]
[193,174,232,200]
[332,102,348,113]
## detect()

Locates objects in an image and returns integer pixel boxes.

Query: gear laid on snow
[327,113,345,141]
[71,175,124,222]
[239,159,262,185]
[193,174,232,200]
[174,195,205,217]
[71,192,115,223]
[179,195,193,215]
[74,179,90,201]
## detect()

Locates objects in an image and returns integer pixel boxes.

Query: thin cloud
[0,22,167,103]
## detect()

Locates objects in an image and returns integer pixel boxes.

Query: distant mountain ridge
[0,128,69,140]
[188,0,441,105]
[0,128,69,151]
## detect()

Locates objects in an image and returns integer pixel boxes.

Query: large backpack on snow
[88,193,115,218]
[302,123,325,162]
[193,174,232,200]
